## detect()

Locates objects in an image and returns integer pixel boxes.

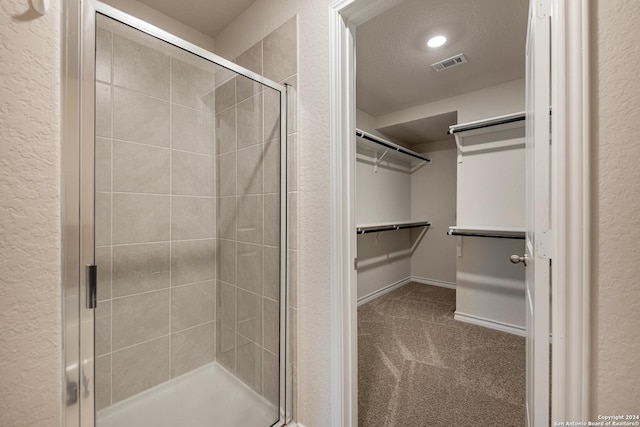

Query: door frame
[62,1,291,426]
[328,0,592,425]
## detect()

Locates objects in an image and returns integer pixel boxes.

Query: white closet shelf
[448,111,525,163]
[357,220,431,235]
[355,128,431,166]
[447,226,525,240]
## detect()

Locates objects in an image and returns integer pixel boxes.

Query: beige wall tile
[171,58,214,112]
[217,323,236,372]
[96,28,112,84]
[113,34,170,100]
[216,151,236,196]
[263,194,280,247]
[95,355,111,411]
[171,151,215,197]
[236,41,263,103]
[112,141,170,194]
[237,195,263,244]
[96,83,112,138]
[172,105,214,155]
[237,145,263,195]
[217,196,237,240]
[171,196,215,240]
[171,281,215,332]
[262,349,279,406]
[263,297,279,354]
[237,94,263,149]
[287,133,297,191]
[217,239,236,285]
[283,74,297,135]
[237,242,263,294]
[171,239,216,286]
[263,138,280,194]
[237,288,262,344]
[95,192,111,247]
[112,290,170,350]
[112,194,170,244]
[263,246,280,301]
[288,192,297,250]
[95,138,111,193]
[288,249,297,308]
[215,78,235,113]
[263,89,281,142]
[95,300,111,357]
[96,247,111,302]
[113,87,170,147]
[111,336,170,403]
[236,335,262,394]
[215,106,236,155]
[263,17,297,83]
[170,322,215,377]
[217,281,235,328]
[112,243,170,297]
[289,307,297,368]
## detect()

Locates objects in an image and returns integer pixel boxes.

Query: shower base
[97,362,277,427]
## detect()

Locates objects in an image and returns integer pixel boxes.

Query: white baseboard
[286,422,304,427]
[357,277,413,306]
[454,311,526,336]
[410,276,456,290]
[357,276,457,306]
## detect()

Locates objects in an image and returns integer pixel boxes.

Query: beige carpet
[358,282,526,427]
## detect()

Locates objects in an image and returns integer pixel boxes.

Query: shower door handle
[86,264,97,309]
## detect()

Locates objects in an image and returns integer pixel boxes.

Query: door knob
[510,254,527,266]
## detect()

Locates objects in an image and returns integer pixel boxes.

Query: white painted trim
[454,311,526,337]
[550,0,591,422]
[357,278,413,306]
[286,422,304,427]
[410,276,457,290]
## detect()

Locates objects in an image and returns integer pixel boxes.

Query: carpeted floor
[358,282,526,427]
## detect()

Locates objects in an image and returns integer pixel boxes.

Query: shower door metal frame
[62,1,290,426]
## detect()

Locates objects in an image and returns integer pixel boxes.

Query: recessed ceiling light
[427,35,447,48]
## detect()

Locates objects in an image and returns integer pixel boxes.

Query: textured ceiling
[356,0,529,117]
[138,0,257,37]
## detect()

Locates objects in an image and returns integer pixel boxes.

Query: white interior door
[524,0,551,425]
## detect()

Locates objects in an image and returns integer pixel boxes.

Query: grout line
[111,137,216,158]
[101,191,215,198]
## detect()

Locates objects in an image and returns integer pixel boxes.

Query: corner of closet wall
[355,109,413,303]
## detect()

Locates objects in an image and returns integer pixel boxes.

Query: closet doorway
[327,0,571,424]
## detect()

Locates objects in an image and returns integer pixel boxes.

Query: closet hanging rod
[447,230,525,240]
[355,129,431,163]
[448,112,526,135]
[357,221,431,235]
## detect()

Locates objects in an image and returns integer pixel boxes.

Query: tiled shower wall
[94,19,218,410]
[214,15,298,407]
[93,14,298,414]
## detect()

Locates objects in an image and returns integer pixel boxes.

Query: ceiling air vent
[431,54,467,72]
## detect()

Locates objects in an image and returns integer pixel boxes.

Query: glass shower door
[91,11,285,427]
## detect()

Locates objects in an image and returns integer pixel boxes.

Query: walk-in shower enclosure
[63,2,289,427]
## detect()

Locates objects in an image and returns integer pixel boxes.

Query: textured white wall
[591,0,640,414]
[0,1,62,426]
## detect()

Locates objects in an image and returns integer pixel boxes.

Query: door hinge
[354,258,358,270]
[537,0,552,19]
[537,229,553,259]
